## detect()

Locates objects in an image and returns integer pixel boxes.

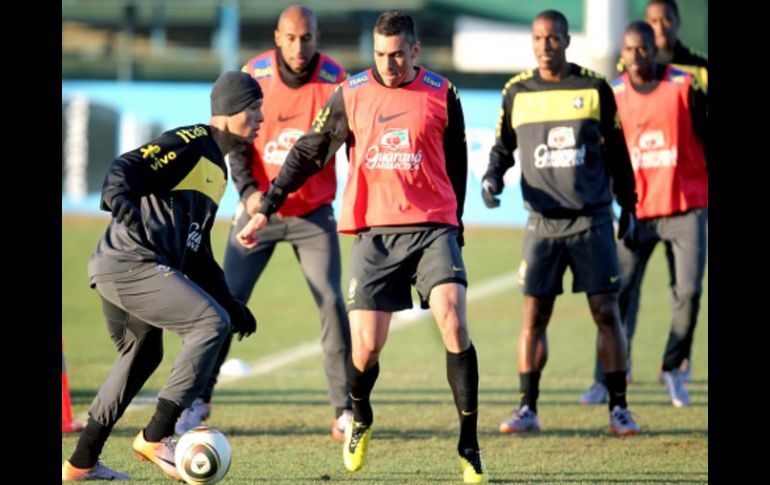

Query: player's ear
[411,41,421,60]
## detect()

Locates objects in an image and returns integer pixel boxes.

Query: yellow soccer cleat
[132,430,181,481]
[343,420,372,472]
[458,448,486,483]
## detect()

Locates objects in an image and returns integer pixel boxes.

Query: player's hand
[111,194,141,231]
[617,209,639,250]
[229,300,257,341]
[244,191,262,217]
[481,176,503,208]
[236,213,268,248]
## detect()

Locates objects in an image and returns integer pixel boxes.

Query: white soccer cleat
[332,409,353,442]
[175,397,212,435]
[579,382,609,405]
[609,405,640,436]
[499,404,541,433]
[662,369,691,407]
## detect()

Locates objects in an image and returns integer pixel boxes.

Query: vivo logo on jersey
[534,126,586,168]
[631,130,677,170]
[264,128,304,165]
[365,128,422,170]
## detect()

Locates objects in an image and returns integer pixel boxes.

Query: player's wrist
[240,184,259,202]
[258,189,283,218]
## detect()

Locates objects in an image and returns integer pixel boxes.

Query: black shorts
[520,220,620,297]
[346,226,467,312]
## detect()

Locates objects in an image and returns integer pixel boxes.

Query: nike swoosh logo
[610,276,620,283]
[377,111,408,123]
[278,113,300,122]
[460,408,477,416]
[452,265,465,272]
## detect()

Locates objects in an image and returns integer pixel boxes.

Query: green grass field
[62,215,708,484]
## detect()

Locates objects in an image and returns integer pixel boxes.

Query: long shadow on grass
[71,385,707,399]
[71,386,707,409]
[195,425,706,440]
[101,423,707,442]
[477,471,708,484]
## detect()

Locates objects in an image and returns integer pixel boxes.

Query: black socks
[346,357,379,426]
[69,417,113,469]
[447,343,480,453]
[144,398,183,442]
[519,371,541,413]
[606,370,628,410]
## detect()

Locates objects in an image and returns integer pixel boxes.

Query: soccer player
[482,10,640,436]
[638,0,708,382]
[61,71,261,481]
[175,5,353,443]
[582,22,707,408]
[581,0,709,404]
[643,0,707,93]
[616,0,707,97]
[238,10,485,483]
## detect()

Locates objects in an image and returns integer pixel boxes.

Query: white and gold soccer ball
[174,426,232,484]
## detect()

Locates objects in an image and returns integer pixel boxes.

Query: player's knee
[321,331,347,354]
[442,316,467,338]
[591,303,619,328]
[673,286,702,303]
[318,294,345,319]
[352,350,379,371]
[198,311,231,341]
[215,317,231,338]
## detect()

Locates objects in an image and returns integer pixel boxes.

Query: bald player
[175,5,352,442]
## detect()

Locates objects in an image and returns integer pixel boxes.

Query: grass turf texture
[62,215,707,484]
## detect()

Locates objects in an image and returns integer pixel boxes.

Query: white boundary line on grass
[107,271,519,412]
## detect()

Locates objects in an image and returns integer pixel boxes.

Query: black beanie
[210,71,263,116]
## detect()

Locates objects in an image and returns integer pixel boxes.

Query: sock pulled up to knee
[346,357,379,426]
[447,343,479,452]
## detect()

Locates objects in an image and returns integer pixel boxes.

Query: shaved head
[277,5,317,32]
[274,5,319,73]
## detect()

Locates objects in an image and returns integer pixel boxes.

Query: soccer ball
[174,426,232,484]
